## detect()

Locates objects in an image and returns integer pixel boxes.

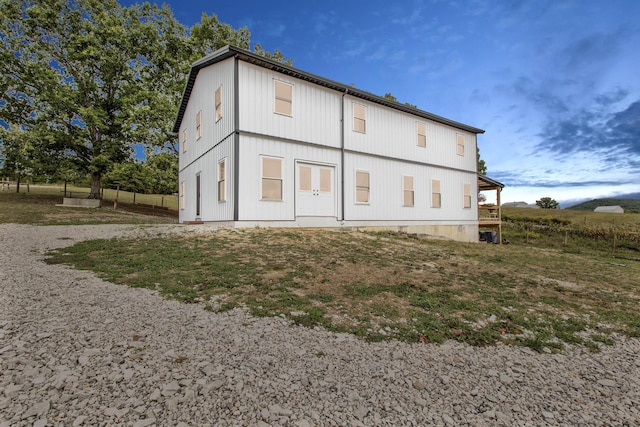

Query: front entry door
[296,162,336,217]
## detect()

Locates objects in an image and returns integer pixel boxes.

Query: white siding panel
[343,96,478,173]
[238,62,342,148]
[179,58,235,172]
[179,136,234,222]
[343,152,477,222]
[237,135,341,221]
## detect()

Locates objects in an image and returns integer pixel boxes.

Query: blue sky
[148,0,639,207]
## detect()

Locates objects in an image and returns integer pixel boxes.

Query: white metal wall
[236,135,342,221]
[343,96,477,173]
[179,136,235,223]
[343,152,478,222]
[238,62,342,148]
[178,58,235,172]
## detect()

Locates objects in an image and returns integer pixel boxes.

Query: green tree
[383,92,417,108]
[1,1,289,196]
[0,125,34,192]
[477,147,487,175]
[536,197,559,209]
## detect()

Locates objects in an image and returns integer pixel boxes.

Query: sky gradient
[146,0,640,207]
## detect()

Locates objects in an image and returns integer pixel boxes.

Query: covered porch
[478,174,505,244]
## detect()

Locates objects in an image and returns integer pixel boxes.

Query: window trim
[456,133,465,156]
[431,179,441,208]
[215,86,222,122]
[274,80,293,117]
[402,175,414,207]
[218,158,226,203]
[353,103,366,133]
[355,169,370,204]
[196,110,202,140]
[463,183,471,209]
[260,155,283,201]
[416,122,426,148]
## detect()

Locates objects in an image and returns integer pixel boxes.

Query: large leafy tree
[536,197,560,209]
[1,0,288,197]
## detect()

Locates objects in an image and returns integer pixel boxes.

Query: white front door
[296,162,336,217]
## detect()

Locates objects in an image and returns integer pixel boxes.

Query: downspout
[233,55,240,221]
[341,88,348,222]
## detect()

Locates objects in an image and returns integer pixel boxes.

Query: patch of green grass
[45,227,640,352]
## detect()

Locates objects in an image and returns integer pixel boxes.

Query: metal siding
[237,135,341,221]
[342,96,477,173]
[179,137,234,223]
[238,62,342,148]
[179,58,235,173]
[343,152,477,222]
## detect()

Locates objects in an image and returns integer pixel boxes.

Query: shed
[594,206,624,214]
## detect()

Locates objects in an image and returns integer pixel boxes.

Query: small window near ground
[463,183,471,208]
[403,175,414,207]
[180,181,185,210]
[417,122,426,148]
[196,110,202,139]
[431,179,441,208]
[456,134,464,156]
[353,103,366,133]
[215,86,222,122]
[355,170,370,204]
[218,159,226,202]
[261,156,283,201]
[274,80,292,116]
[182,129,187,153]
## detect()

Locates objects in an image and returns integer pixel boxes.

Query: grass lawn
[47,227,640,352]
[0,191,177,225]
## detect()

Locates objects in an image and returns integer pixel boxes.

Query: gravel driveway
[1,223,639,426]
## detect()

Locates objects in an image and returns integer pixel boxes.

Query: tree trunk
[16,175,20,193]
[90,172,101,199]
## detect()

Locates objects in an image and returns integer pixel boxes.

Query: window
[215,86,222,122]
[463,183,471,208]
[417,122,426,147]
[403,175,414,207]
[355,170,370,204]
[196,110,202,139]
[353,103,366,133]
[180,181,185,210]
[456,134,464,156]
[274,80,292,116]
[261,156,283,201]
[431,179,441,208]
[218,159,226,202]
[182,129,187,153]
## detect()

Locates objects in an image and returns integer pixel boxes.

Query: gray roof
[173,45,486,135]
[594,205,624,212]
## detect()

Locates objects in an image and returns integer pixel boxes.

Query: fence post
[133,192,136,204]
[162,196,164,208]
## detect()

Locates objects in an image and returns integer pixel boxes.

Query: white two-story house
[174,45,497,242]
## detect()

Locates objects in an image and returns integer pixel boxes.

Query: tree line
[0,0,287,196]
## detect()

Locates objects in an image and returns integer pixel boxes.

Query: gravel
[1,223,639,426]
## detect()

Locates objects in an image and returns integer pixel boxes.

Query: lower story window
[261,156,283,201]
[355,170,370,204]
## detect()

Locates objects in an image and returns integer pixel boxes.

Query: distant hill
[566,198,640,213]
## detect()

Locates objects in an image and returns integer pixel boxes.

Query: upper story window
[261,156,283,201]
[355,170,370,204]
[274,80,292,116]
[463,183,471,209]
[431,179,441,208]
[456,134,465,156]
[403,175,414,207]
[182,129,187,153]
[416,122,426,147]
[353,103,366,133]
[215,86,222,122]
[218,159,226,202]
[196,110,202,140]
